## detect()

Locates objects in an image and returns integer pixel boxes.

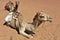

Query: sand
[0,0,60,40]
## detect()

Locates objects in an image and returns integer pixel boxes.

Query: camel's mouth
[47,19,52,22]
[47,17,52,22]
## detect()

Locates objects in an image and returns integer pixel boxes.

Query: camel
[9,11,52,38]
[4,1,52,38]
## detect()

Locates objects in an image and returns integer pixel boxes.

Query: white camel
[10,11,52,38]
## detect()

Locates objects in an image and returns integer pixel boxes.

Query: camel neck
[32,20,43,28]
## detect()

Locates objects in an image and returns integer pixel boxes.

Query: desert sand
[0,0,60,40]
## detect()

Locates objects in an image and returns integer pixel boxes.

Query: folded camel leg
[19,27,33,38]
[3,21,11,26]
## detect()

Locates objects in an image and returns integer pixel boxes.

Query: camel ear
[37,12,41,15]
[40,10,46,15]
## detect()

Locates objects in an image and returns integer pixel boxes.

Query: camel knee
[19,30,24,34]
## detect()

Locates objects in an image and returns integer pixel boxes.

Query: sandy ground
[0,0,60,40]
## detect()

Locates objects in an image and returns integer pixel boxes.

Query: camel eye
[40,16,44,18]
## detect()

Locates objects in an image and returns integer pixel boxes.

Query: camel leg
[19,27,33,38]
[15,19,20,34]
[3,21,11,26]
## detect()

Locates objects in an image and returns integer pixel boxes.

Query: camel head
[36,11,52,22]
